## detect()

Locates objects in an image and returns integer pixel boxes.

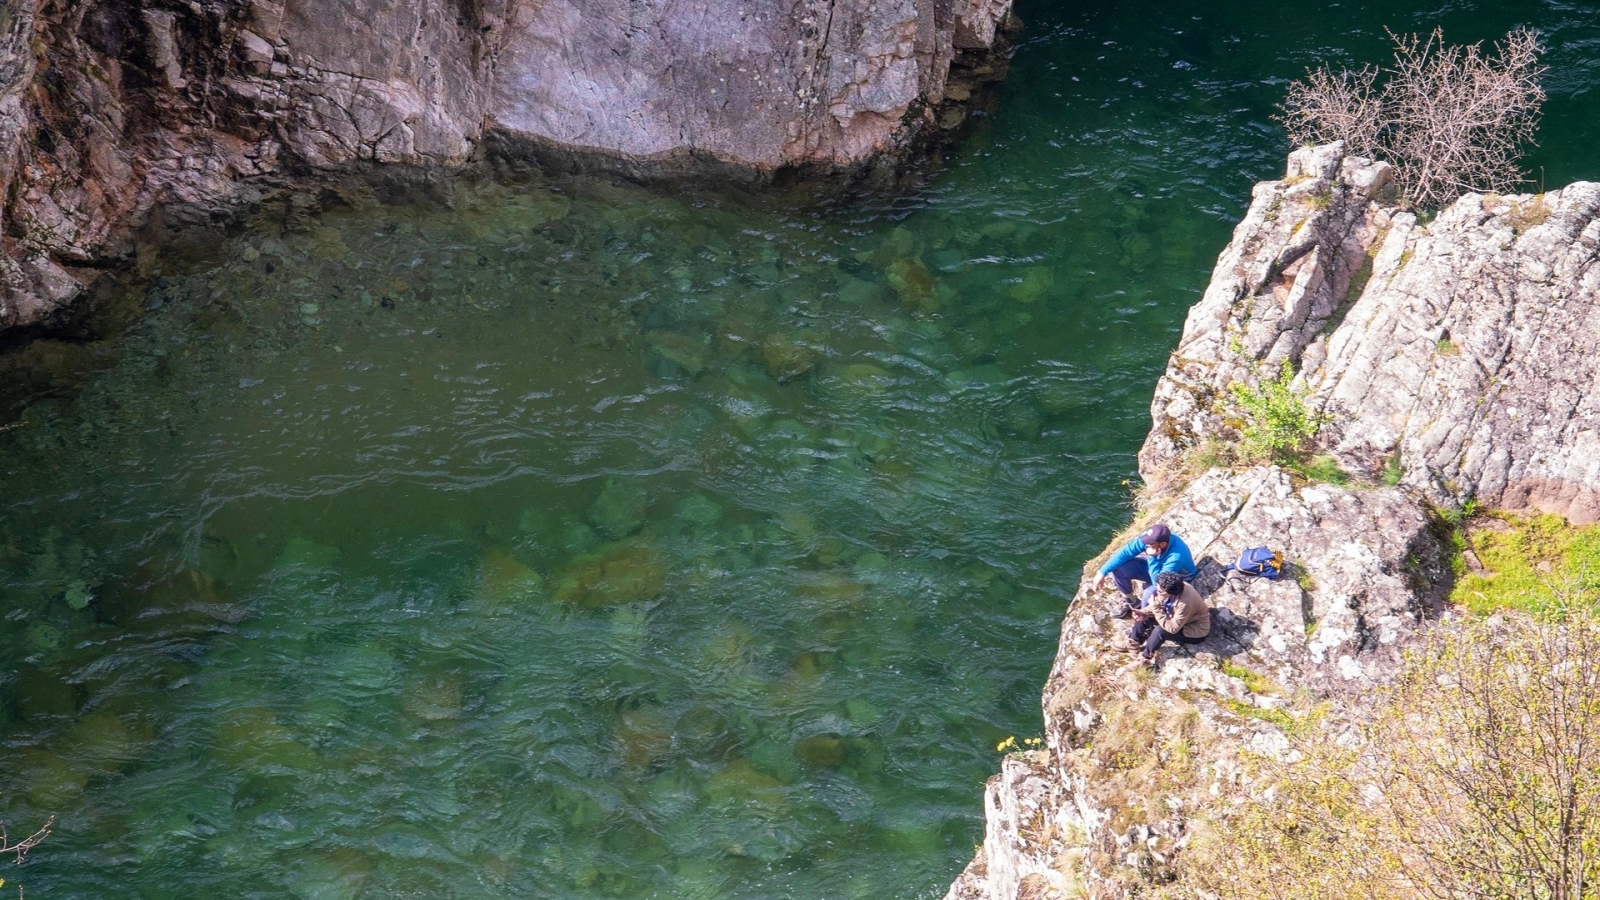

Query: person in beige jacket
[1121,571,1210,665]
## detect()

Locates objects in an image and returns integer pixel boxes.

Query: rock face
[0,0,1015,333]
[1142,143,1600,523]
[947,146,1599,900]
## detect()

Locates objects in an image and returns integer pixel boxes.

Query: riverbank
[0,0,1016,337]
[947,143,1600,898]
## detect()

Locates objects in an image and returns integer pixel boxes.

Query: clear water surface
[3,1,1597,897]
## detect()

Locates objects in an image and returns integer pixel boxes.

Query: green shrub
[1380,450,1404,486]
[1289,454,1349,485]
[1203,612,1600,900]
[1229,359,1321,464]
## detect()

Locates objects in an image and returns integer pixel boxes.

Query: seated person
[1090,523,1197,618]
[1122,572,1210,664]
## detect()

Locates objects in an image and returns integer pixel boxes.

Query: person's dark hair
[1157,572,1184,596]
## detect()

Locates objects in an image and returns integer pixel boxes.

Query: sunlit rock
[553,539,667,607]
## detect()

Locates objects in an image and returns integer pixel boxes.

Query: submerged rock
[586,478,650,539]
[474,548,546,610]
[553,539,668,607]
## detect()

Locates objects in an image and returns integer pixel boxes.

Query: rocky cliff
[0,0,1015,334]
[946,144,1600,900]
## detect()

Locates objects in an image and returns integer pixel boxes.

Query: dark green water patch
[4,1,1599,898]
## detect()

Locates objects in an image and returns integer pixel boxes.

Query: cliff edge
[0,0,1015,334]
[946,144,1600,900]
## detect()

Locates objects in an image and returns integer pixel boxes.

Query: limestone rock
[0,0,1017,335]
[949,146,1598,900]
[1141,143,1600,523]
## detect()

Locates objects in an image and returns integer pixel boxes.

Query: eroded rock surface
[1142,143,1600,523]
[946,467,1447,900]
[0,0,1015,333]
[950,146,1598,900]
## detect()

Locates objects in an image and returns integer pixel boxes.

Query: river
[2,1,1597,897]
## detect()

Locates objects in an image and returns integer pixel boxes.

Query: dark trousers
[1130,617,1206,658]
[1109,558,1189,614]
[1107,557,1151,599]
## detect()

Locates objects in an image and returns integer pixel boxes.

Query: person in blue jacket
[1090,523,1197,619]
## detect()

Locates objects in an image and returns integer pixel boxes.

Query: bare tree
[1279,28,1546,209]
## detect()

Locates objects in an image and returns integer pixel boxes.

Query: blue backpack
[1223,547,1284,579]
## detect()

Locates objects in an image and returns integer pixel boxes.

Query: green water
[3,2,1598,898]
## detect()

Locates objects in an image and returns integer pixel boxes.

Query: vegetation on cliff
[1279,28,1546,209]
[1205,607,1600,900]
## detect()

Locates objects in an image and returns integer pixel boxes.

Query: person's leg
[1128,618,1155,646]
[1142,624,1176,658]
[1108,557,1148,599]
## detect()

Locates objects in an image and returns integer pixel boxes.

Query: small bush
[1204,612,1600,900]
[1229,359,1321,464]
[1279,28,1546,209]
[1381,450,1404,486]
[1289,454,1349,485]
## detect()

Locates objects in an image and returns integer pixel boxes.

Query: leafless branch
[0,817,52,865]
[1276,28,1546,209]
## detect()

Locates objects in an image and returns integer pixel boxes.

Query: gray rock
[1141,143,1600,523]
[949,146,1599,900]
[0,0,1016,335]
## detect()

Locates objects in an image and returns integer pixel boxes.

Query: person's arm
[1092,537,1144,590]
[1155,601,1192,633]
[1161,535,1198,579]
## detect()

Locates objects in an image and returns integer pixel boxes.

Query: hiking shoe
[1111,603,1134,620]
[1140,654,1158,668]
[1115,640,1143,653]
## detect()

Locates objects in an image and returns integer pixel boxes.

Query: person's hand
[1091,572,1106,592]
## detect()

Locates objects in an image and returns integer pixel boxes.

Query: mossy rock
[553,539,667,607]
[615,707,673,770]
[706,759,787,809]
[884,257,941,315]
[793,734,846,768]
[1008,266,1055,303]
[475,547,546,610]
[676,493,724,528]
[213,708,321,772]
[401,670,466,722]
[761,334,816,382]
[649,331,713,377]
[586,477,650,539]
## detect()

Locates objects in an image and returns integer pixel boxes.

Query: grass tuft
[1451,512,1600,615]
